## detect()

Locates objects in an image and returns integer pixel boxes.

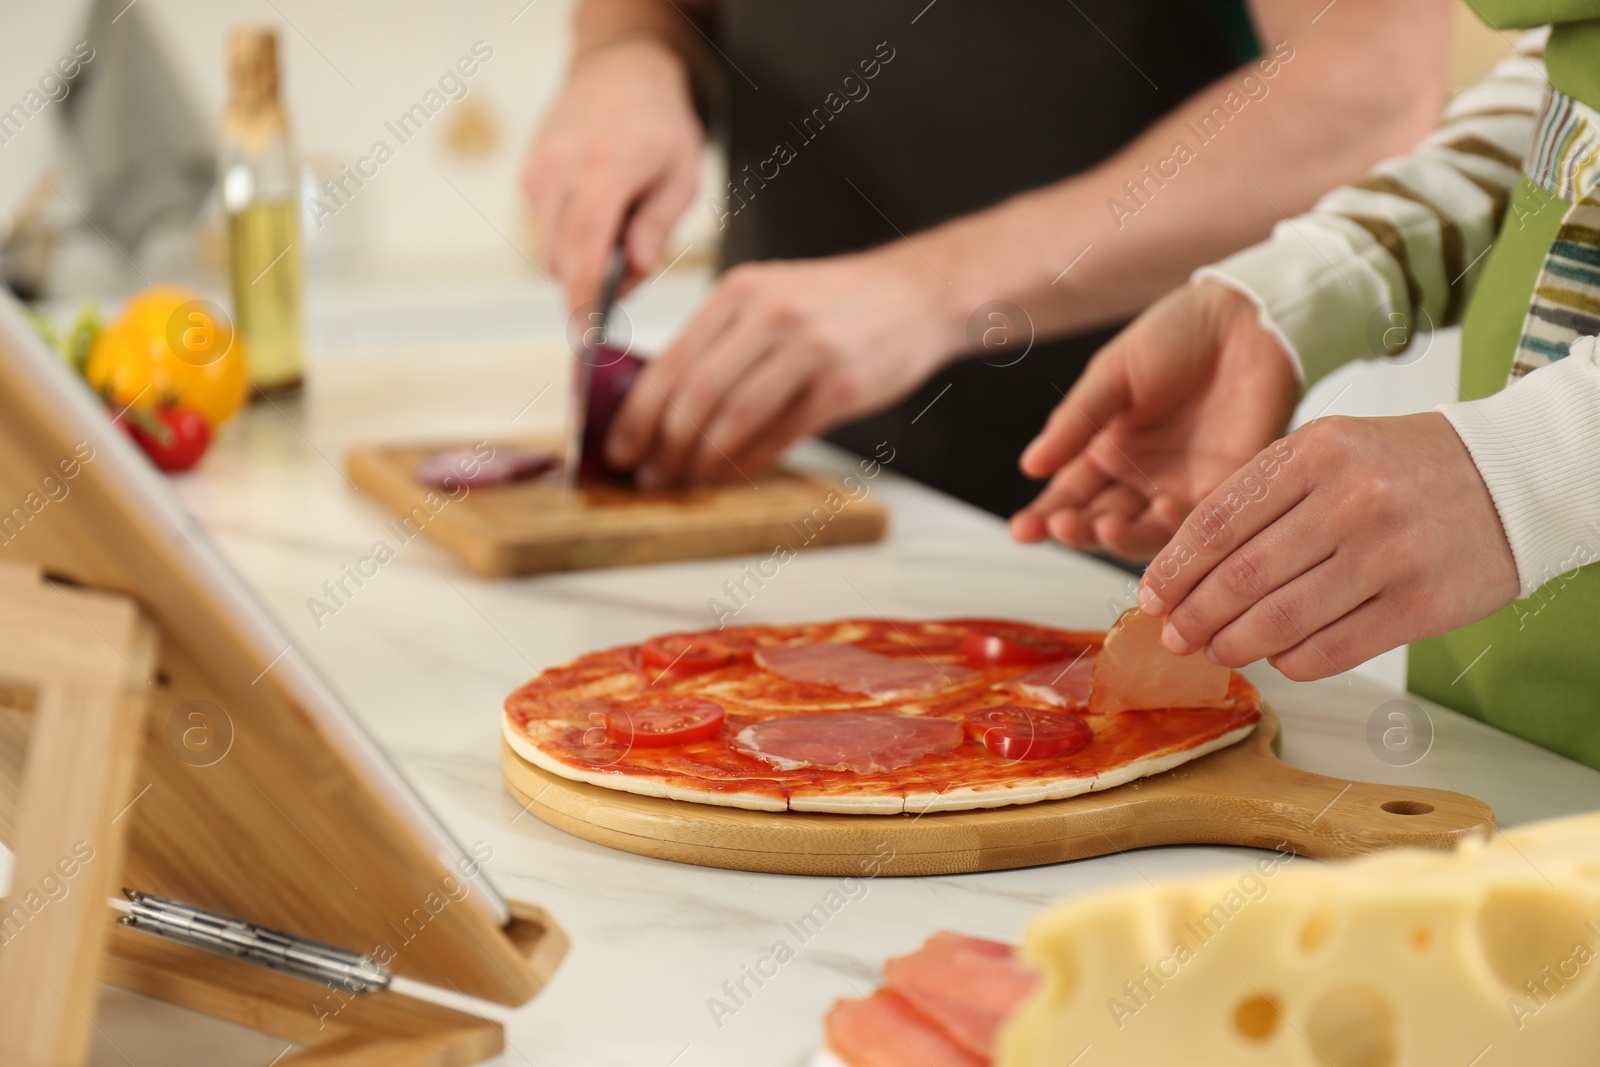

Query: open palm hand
[1010,282,1301,561]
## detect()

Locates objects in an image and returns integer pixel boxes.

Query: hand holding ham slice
[1089,607,1231,714]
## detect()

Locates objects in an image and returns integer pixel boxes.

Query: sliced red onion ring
[413,446,557,488]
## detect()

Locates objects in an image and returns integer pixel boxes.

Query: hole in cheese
[1232,993,1280,1041]
[1304,984,1398,1067]
[1477,887,1593,994]
[1381,800,1434,816]
[1169,892,1247,950]
[1298,908,1337,953]
[1410,926,1432,951]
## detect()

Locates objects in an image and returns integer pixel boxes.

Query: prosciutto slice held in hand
[1089,607,1231,714]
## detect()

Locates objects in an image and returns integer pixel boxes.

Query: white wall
[1,0,595,280]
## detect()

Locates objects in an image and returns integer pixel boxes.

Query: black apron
[713,0,1255,516]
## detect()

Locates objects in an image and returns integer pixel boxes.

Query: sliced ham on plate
[826,990,986,1067]
[733,712,961,773]
[824,932,1038,1067]
[1005,653,1096,710]
[756,643,977,699]
[883,933,1038,1060]
[1089,607,1231,715]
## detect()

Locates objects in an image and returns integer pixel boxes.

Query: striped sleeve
[1194,36,1549,388]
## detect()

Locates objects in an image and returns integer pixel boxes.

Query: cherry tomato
[605,699,726,748]
[123,405,211,472]
[964,704,1092,760]
[961,625,1073,665]
[641,633,737,674]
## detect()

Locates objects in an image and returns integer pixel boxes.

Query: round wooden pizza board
[500,704,1495,876]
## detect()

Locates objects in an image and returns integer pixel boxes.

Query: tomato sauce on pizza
[502,616,1261,814]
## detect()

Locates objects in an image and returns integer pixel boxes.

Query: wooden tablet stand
[0,563,563,1065]
[0,295,565,1066]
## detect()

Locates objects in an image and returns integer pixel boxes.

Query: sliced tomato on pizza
[959,622,1079,666]
[640,632,741,675]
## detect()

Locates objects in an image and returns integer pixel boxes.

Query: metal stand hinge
[119,890,391,994]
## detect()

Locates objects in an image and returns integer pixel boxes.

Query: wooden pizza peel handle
[1105,744,1498,860]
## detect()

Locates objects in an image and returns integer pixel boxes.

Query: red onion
[414,446,557,488]
[578,344,646,482]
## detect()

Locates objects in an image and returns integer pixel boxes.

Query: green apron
[1409,5,1600,769]
[1407,180,1600,766]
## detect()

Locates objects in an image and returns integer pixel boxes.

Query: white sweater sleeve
[1438,336,1600,598]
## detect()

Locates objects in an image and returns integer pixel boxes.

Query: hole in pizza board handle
[1381,799,1434,816]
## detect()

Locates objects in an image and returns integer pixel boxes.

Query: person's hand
[1009,281,1301,560]
[521,37,703,307]
[1138,412,1519,681]
[604,245,957,485]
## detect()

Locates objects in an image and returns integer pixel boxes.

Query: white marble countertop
[137,336,1600,1067]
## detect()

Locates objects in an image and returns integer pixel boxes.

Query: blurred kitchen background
[0,0,724,356]
[0,0,1521,685]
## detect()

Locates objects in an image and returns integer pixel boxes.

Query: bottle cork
[224,28,284,143]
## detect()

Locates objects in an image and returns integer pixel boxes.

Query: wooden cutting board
[500,704,1495,876]
[344,439,887,577]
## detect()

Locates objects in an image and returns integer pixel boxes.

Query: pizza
[502,611,1260,814]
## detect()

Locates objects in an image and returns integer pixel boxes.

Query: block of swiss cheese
[999,812,1600,1066]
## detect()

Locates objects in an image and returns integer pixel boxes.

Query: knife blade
[563,244,628,490]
